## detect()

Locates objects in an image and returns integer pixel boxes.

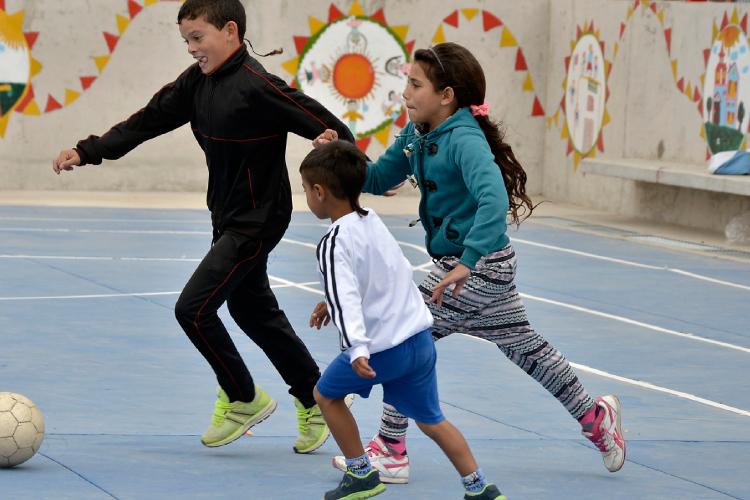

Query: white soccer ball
[0,392,45,468]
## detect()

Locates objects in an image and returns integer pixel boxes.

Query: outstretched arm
[56,67,197,171]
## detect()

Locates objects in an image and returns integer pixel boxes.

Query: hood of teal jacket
[365,107,510,268]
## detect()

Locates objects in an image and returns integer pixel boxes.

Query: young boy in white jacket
[300,140,507,500]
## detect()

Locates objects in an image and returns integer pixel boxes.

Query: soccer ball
[0,392,45,468]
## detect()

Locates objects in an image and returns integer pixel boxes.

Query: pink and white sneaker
[332,434,409,484]
[581,395,626,472]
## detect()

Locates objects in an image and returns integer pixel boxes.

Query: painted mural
[2,0,749,166]
[282,2,413,151]
[565,32,607,158]
[0,2,37,137]
[0,0,178,138]
[702,20,750,154]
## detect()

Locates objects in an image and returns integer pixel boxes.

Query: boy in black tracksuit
[52,0,355,453]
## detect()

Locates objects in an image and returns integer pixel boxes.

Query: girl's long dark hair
[414,42,534,225]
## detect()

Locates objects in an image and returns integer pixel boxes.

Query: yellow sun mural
[0,0,42,136]
[0,0,181,139]
[281,0,413,152]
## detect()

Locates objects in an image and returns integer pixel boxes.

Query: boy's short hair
[178,0,246,40]
[300,141,367,206]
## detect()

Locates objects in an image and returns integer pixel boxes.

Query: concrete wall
[2,0,749,230]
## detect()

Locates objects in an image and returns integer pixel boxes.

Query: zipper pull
[408,218,421,227]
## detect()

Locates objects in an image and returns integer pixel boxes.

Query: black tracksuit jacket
[75,46,355,240]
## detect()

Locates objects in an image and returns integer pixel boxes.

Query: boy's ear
[224,20,239,41]
[313,183,326,200]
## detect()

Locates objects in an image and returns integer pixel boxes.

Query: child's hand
[352,357,376,379]
[52,149,81,174]
[430,263,471,307]
[309,301,331,329]
[312,129,338,148]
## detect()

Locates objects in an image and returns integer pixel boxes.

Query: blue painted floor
[1,206,748,499]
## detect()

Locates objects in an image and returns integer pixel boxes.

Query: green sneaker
[200,386,277,447]
[324,470,386,500]
[464,484,507,500]
[293,398,330,454]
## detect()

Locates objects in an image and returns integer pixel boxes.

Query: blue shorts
[316,329,444,425]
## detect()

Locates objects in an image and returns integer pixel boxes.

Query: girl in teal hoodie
[314,43,626,488]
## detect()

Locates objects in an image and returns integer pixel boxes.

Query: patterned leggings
[381,245,594,437]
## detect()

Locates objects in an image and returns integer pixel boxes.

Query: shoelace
[590,427,615,453]
[211,400,233,426]
[296,405,312,435]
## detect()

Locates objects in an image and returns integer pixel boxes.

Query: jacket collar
[206,45,248,78]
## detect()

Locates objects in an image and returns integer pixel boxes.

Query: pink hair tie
[470,102,489,117]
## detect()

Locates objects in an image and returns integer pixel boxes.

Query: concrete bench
[580,157,750,197]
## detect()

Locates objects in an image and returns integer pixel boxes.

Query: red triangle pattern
[721,12,729,30]
[664,28,672,55]
[328,4,345,23]
[0,1,5,11]
[290,79,297,89]
[45,94,62,113]
[24,32,39,49]
[564,56,571,71]
[14,85,34,113]
[128,0,142,19]
[515,49,528,71]
[394,111,407,128]
[103,32,119,53]
[698,100,704,118]
[706,148,711,161]
[405,40,415,57]
[531,96,545,116]
[676,77,685,93]
[444,10,459,28]
[356,137,372,152]
[566,140,574,156]
[597,132,605,152]
[742,13,748,34]
[703,48,711,67]
[482,10,502,32]
[631,0,639,10]
[371,9,386,25]
[693,87,701,103]
[650,3,657,14]
[560,94,566,113]
[620,22,626,39]
[80,76,97,90]
[294,36,309,55]
[576,25,582,40]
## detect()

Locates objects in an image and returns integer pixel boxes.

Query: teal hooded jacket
[363,107,510,269]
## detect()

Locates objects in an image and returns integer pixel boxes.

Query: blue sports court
[1,203,748,499]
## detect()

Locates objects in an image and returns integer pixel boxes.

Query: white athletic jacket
[316,209,433,363]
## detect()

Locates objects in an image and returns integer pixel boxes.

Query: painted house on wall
[712,47,739,126]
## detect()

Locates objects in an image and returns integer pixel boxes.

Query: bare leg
[314,387,365,459]
[415,419,477,476]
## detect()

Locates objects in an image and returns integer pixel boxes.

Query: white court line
[519,292,750,354]
[512,238,750,292]
[282,238,434,271]
[3,225,748,291]
[0,281,320,301]
[3,251,749,353]
[460,335,750,418]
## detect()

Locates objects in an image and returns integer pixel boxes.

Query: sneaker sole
[332,458,409,484]
[603,395,626,473]
[293,426,330,454]
[333,482,386,500]
[202,399,278,448]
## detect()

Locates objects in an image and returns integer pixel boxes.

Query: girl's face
[402,62,454,130]
[179,16,239,74]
